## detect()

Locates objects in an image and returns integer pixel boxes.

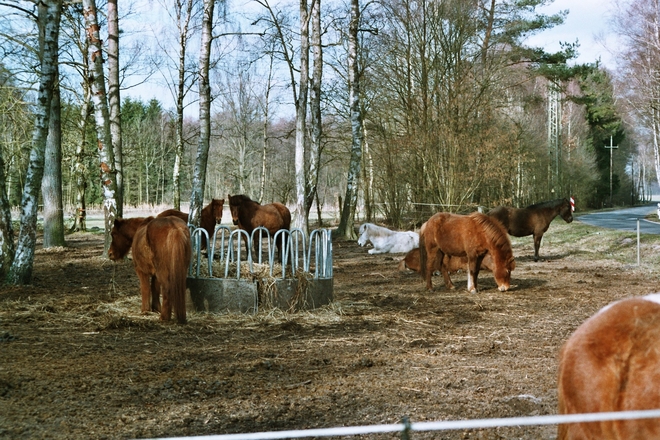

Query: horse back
[558,296,660,439]
[272,202,291,230]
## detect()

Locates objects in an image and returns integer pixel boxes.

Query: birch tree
[335,0,362,239]
[189,0,215,227]
[7,0,62,284]
[82,0,118,256]
[107,0,123,217]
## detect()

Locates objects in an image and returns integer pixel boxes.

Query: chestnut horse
[558,294,660,439]
[227,194,291,256]
[157,198,224,248]
[108,216,191,324]
[419,212,515,293]
[398,247,494,273]
[487,198,573,261]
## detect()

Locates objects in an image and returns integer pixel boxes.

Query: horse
[157,198,224,248]
[357,223,419,254]
[557,293,660,439]
[227,194,291,257]
[398,247,493,273]
[419,212,515,293]
[487,198,573,262]
[108,216,192,324]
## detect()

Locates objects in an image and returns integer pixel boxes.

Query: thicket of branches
[0,0,653,235]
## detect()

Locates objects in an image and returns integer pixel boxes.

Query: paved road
[576,204,660,234]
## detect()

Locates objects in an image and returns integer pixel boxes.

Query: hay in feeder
[190,257,316,312]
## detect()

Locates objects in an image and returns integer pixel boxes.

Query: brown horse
[557,294,660,439]
[108,216,191,324]
[419,212,515,293]
[227,194,291,256]
[157,198,224,248]
[398,247,494,273]
[487,198,573,262]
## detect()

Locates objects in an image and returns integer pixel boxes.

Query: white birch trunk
[8,0,61,284]
[293,0,310,233]
[189,0,215,227]
[306,0,322,224]
[107,0,123,217]
[82,0,118,257]
[336,0,363,239]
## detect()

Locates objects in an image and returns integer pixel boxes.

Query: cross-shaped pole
[605,136,618,207]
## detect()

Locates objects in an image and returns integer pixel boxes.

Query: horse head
[108,217,151,261]
[493,256,515,292]
[357,223,370,246]
[228,194,241,226]
[212,198,225,224]
[560,198,574,223]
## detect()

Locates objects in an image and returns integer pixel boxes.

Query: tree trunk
[173,0,196,211]
[292,0,310,233]
[83,0,118,257]
[335,0,363,240]
[42,64,66,248]
[8,0,62,284]
[306,0,322,225]
[107,0,123,217]
[0,146,14,280]
[189,0,215,227]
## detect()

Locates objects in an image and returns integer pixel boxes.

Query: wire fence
[144,409,660,440]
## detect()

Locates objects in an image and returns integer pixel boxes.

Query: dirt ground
[2,218,660,440]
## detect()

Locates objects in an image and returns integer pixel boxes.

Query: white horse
[357,223,419,254]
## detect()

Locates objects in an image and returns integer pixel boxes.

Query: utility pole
[605,136,618,207]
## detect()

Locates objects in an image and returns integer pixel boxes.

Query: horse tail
[166,222,192,324]
[419,223,428,280]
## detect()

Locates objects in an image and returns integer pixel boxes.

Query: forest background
[1,0,660,284]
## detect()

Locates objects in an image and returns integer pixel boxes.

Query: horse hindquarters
[156,223,192,324]
[558,296,660,439]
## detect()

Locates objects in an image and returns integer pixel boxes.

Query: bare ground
[2,219,660,440]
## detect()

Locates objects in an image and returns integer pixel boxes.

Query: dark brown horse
[419,212,515,293]
[227,194,291,256]
[157,198,224,248]
[487,198,573,261]
[108,216,191,324]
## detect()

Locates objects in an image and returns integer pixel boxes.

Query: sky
[124,0,622,114]
[524,0,619,69]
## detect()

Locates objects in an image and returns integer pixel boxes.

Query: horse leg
[439,252,455,291]
[159,274,172,322]
[533,233,542,261]
[136,270,152,314]
[467,255,484,293]
[150,276,161,312]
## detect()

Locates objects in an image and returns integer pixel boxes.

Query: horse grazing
[227,194,291,256]
[157,198,224,248]
[419,212,515,293]
[398,248,493,273]
[487,198,573,262]
[557,293,660,439]
[108,216,192,324]
[357,223,419,254]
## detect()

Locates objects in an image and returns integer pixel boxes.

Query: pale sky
[525,0,618,69]
[124,0,621,113]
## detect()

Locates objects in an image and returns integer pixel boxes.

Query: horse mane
[229,194,259,205]
[525,198,567,210]
[470,213,513,262]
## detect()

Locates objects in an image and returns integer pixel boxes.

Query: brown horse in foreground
[557,294,660,439]
[487,198,573,261]
[398,247,494,273]
[228,194,291,256]
[108,216,191,324]
[157,198,224,248]
[419,212,515,293]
